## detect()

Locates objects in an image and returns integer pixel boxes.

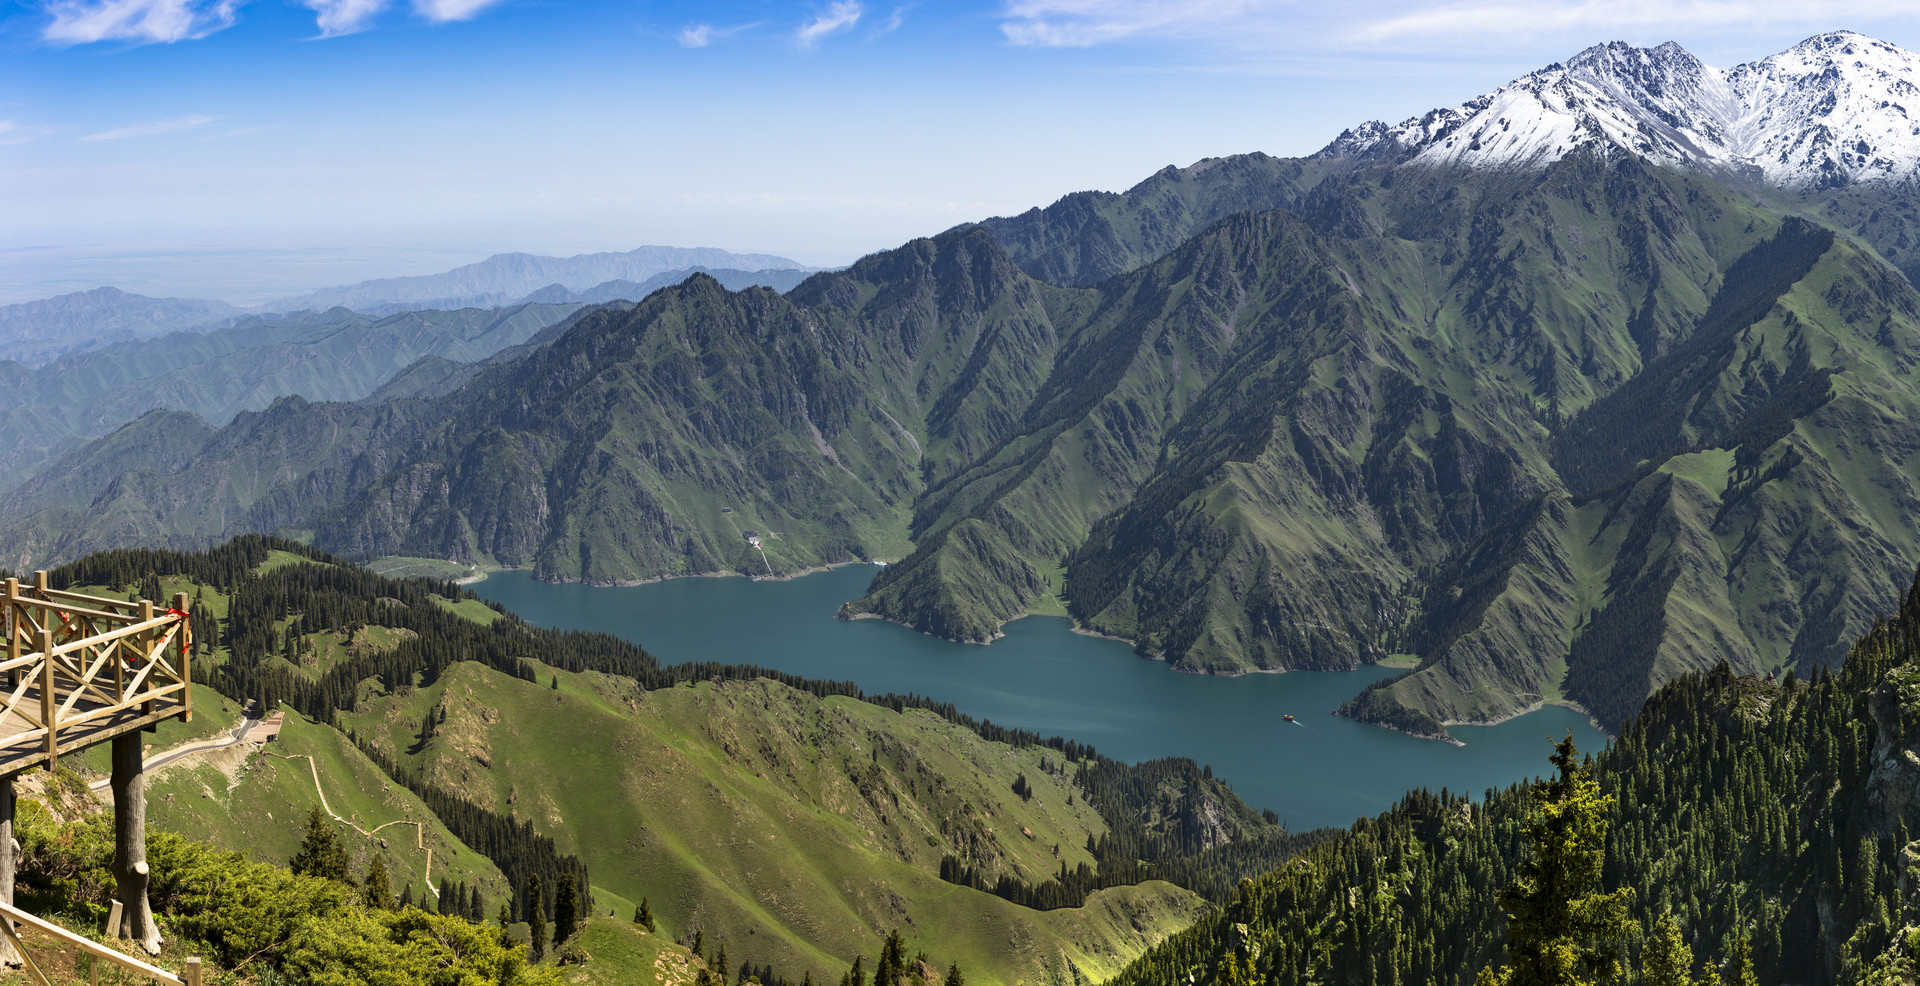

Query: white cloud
[797,1,861,47]
[870,4,908,37]
[1354,0,1920,41]
[999,0,1278,47]
[678,21,759,47]
[42,0,241,45]
[412,0,503,23]
[79,115,216,141]
[302,0,389,36]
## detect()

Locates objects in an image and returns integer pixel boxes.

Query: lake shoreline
[474,566,1608,830]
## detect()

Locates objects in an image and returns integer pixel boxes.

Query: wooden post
[173,592,192,723]
[0,775,16,968]
[184,956,203,986]
[38,630,53,772]
[110,734,160,954]
[139,601,155,731]
[4,578,16,691]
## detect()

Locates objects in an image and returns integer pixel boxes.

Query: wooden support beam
[37,630,53,773]
[139,601,155,733]
[173,593,192,724]
[110,734,160,953]
[0,775,15,969]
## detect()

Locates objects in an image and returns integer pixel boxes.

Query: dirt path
[263,751,436,897]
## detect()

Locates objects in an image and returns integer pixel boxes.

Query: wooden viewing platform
[0,572,192,776]
[0,571,197,967]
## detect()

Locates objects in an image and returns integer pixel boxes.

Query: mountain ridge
[269,245,813,312]
[1319,31,1920,189]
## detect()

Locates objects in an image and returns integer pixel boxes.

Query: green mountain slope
[343,665,1207,984]
[13,150,1920,739]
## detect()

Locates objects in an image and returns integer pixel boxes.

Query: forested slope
[1108,571,1920,986]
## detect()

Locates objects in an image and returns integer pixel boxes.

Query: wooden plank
[44,612,176,651]
[0,901,186,984]
[25,587,141,612]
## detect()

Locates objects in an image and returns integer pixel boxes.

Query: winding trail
[263,751,436,897]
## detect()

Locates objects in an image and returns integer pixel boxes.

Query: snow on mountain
[1319,31,1920,189]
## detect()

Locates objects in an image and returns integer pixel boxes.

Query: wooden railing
[0,900,201,985]
[0,572,192,774]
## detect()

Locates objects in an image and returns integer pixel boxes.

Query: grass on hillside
[366,556,485,582]
[341,661,1208,985]
[145,709,509,909]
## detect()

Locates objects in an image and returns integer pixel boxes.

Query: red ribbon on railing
[167,608,191,660]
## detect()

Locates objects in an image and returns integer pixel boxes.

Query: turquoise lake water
[474,564,1605,832]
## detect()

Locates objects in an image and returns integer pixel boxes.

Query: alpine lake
[475,564,1604,832]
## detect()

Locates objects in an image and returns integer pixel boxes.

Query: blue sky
[6,0,1920,302]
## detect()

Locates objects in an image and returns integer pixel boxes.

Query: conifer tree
[289,804,351,883]
[635,897,656,932]
[943,963,964,986]
[554,876,579,946]
[714,940,730,986]
[849,954,866,986]
[527,873,547,960]
[400,883,414,909]
[1725,935,1758,986]
[362,856,392,910]
[1642,913,1702,986]
[1475,736,1633,986]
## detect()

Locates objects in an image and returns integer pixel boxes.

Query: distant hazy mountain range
[350,266,819,316]
[13,32,1920,749]
[267,245,813,312]
[0,287,241,367]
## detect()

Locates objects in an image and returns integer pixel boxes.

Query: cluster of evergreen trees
[1109,571,1920,986]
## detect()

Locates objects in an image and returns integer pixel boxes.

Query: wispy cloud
[1354,0,1920,41]
[79,115,215,141]
[412,0,503,23]
[301,0,388,36]
[999,0,1278,47]
[678,20,759,47]
[870,4,908,37]
[41,0,241,45]
[796,1,861,47]
[0,121,48,147]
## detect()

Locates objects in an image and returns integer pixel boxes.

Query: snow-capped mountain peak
[1320,31,1920,189]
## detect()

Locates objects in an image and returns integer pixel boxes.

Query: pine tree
[1725,935,1758,986]
[362,856,393,910]
[635,897,656,932]
[714,940,730,986]
[1642,913,1701,986]
[849,955,866,986]
[1475,736,1634,986]
[288,804,351,883]
[400,883,415,909]
[527,873,548,960]
[555,875,579,946]
[943,963,964,986]
[875,929,905,985]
